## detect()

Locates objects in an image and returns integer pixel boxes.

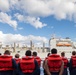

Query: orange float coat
[34,56,41,67]
[0,55,13,71]
[71,56,76,67]
[48,54,62,72]
[62,57,68,68]
[20,56,35,73]
[14,58,21,64]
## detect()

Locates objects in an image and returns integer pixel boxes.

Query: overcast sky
[0,0,76,47]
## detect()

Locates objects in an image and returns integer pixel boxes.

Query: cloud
[27,35,48,43]
[13,0,76,24]
[0,31,48,46]
[0,12,17,29]
[25,16,47,28]
[14,13,47,28]
[17,0,52,17]
[52,0,75,20]
[14,0,75,18]
[0,0,9,12]
[9,0,19,8]
[0,0,76,29]
[34,42,43,47]
[14,13,24,22]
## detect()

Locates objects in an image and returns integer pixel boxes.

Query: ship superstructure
[49,36,76,53]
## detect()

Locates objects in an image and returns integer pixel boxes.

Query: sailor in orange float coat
[32,51,41,75]
[61,52,68,75]
[43,53,51,75]
[18,50,40,75]
[0,50,17,75]
[44,48,64,75]
[69,51,76,75]
[14,53,21,75]
[14,53,21,64]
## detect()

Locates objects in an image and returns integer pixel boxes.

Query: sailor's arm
[44,60,51,75]
[59,60,64,75]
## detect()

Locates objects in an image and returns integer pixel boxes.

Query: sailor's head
[51,48,57,54]
[0,53,2,55]
[32,51,37,56]
[61,52,65,57]
[72,51,76,55]
[25,50,32,56]
[4,50,10,55]
[47,53,51,56]
[15,53,20,58]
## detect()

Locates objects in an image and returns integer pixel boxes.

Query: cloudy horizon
[0,0,76,46]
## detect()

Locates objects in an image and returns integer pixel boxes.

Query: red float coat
[34,56,41,67]
[71,56,76,67]
[14,58,21,64]
[48,54,62,72]
[62,57,68,68]
[0,55,13,71]
[20,56,35,73]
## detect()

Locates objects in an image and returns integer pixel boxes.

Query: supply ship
[49,35,76,55]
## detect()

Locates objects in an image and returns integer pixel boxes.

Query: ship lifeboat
[56,43,64,46]
[64,43,71,46]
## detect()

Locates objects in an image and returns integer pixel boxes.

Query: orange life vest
[48,54,62,72]
[14,58,21,64]
[62,57,68,68]
[71,56,76,67]
[20,56,35,73]
[34,56,41,67]
[0,55,13,71]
